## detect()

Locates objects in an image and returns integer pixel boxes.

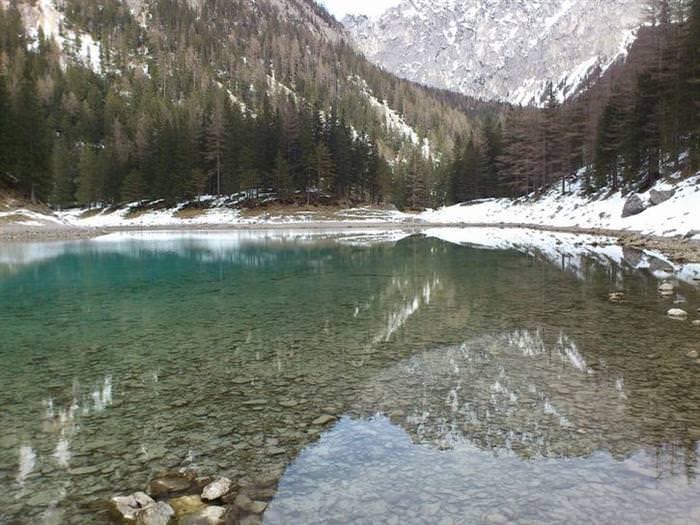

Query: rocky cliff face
[344,0,643,105]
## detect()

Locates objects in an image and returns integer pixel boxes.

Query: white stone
[667,309,688,319]
[111,492,154,521]
[201,477,232,501]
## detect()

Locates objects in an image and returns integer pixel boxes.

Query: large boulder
[649,188,674,206]
[622,194,646,218]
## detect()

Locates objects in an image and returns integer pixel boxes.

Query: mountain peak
[343,0,644,105]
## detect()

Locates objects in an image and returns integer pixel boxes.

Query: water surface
[1,229,699,524]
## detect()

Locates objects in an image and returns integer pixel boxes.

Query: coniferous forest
[447,0,700,202]
[0,0,698,211]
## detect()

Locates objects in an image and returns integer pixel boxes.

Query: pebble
[234,494,268,515]
[608,292,625,303]
[312,414,336,426]
[658,282,675,294]
[148,474,192,496]
[667,308,688,319]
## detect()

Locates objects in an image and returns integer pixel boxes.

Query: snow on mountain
[343,0,644,105]
[6,0,102,73]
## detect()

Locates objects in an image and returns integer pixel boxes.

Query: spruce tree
[13,75,51,202]
[0,74,10,183]
[51,137,77,207]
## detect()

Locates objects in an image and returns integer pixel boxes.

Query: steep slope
[0,0,485,209]
[344,0,643,105]
[5,0,475,159]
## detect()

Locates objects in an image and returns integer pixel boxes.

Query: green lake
[1,229,700,524]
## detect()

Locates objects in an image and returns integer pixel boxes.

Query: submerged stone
[178,505,226,525]
[136,502,175,525]
[608,292,625,303]
[169,495,206,518]
[658,282,675,295]
[201,477,232,501]
[667,308,688,319]
[311,414,336,426]
[148,474,193,497]
[233,494,267,515]
[110,492,154,522]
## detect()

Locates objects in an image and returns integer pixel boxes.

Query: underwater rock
[311,414,336,426]
[136,502,175,525]
[169,495,206,518]
[201,478,232,501]
[110,492,154,522]
[148,473,194,497]
[667,309,688,319]
[178,505,226,525]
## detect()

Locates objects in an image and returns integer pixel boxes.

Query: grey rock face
[622,194,646,218]
[343,0,643,105]
[649,189,674,206]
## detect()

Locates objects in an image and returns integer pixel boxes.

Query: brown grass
[174,207,207,219]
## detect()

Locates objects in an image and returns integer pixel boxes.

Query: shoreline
[1,220,699,264]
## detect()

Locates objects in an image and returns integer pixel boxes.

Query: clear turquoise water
[0,230,699,524]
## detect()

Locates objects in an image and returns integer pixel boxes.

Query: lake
[1,229,699,524]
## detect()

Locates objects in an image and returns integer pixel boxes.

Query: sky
[320,0,402,19]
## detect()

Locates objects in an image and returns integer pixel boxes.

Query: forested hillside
[1,0,697,214]
[444,0,700,205]
[0,0,483,210]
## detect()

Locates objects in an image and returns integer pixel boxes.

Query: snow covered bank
[55,200,413,228]
[421,174,700,239]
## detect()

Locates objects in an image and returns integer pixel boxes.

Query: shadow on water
[0,230,698,524]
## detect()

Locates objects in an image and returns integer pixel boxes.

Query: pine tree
[76,147,104,207]
[121,170,147,203]
[0,74,10,183]
[51,137,77,206]
[309,142,335,199]
[682,0,700,168]
[481,116,504,197]
[206,96,226,195]
[272,152,292,199]
[13,74,51,202]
